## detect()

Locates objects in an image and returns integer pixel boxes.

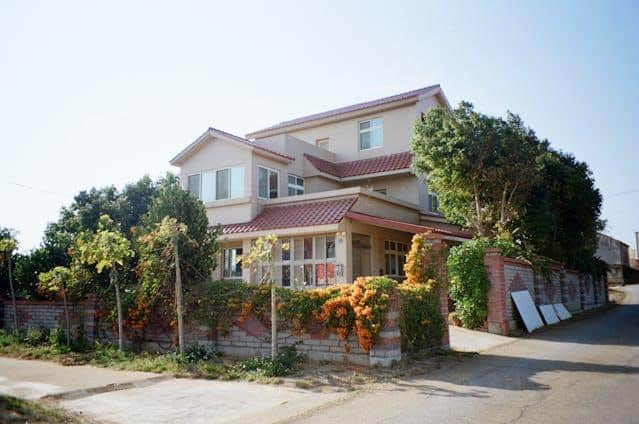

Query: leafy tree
[518,147,604,270]
[143,174,219,280]
[136,174,218,353]
[76,215,134,351]
[38,266,75,345]
[239,235,279,359]
[0,230,19,330]
[137,217,194,354]
[411,102,539,238]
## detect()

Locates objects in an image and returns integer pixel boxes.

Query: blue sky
[1,0,637,251]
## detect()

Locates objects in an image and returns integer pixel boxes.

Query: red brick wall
[483,249,608,335]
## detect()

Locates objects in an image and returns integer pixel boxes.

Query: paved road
[293,286,639,424]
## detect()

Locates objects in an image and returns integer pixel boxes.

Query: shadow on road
[387,354,639,398]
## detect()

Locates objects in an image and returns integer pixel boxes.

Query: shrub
[182,344,219,363]
[447,237,522,329]
[397,282,443,352]
[191,277,396,353]
[24,328,50,346]
[232,346,304,377]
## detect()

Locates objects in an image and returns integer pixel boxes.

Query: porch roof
[345,211,471,240]
[223,197,357,234]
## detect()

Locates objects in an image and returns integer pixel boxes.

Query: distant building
[596,233,638,285]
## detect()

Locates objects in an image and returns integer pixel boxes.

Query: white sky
[1,0,638,252]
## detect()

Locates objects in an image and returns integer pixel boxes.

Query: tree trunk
[174,236,185,355]
[112,268,124,351]
[7,256,18,331]
[271,284,277,360]
[62,289,71,346]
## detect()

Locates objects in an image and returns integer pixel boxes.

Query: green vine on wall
[447,237,522,329]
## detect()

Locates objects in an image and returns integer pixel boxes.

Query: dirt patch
[279,350,477,393]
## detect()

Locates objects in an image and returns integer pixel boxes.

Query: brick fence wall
[134,293,404,367]
[1,292,408,367]
[2,298,98,340]
[484,248,608,335]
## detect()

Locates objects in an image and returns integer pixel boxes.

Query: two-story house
[170,85,469,287]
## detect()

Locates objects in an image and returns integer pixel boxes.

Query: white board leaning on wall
[511,290,545,333]
[538,304,560,325]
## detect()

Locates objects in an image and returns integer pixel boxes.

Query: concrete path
[0,357,158,400]
[449,325,516,352]
[61,378,350,424]
[293,285,639,423]
[0,356,352,423]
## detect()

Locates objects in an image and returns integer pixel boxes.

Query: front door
[352,233,371,279]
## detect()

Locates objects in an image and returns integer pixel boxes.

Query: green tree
[76,215,134,351]
[137,217,195,354]
[411,102,539,239]
[518,146,604,270]
[136,174,218,353]
[239,235,280,359]
[0,230,19,330]
[38,266,75,346]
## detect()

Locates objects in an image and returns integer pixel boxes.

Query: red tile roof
[304,152,412,179]
[223,197,357,234]
[247,85,441,137]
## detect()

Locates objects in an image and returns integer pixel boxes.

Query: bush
[191,277,396,353]
[48,328,68,350]
[24,327,50,346]
[398,282,443,352]
[447,237,522,329]
[232,346,304,378]
[182,344,219,363]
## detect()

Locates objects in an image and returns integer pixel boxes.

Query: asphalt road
[293,285,639,424]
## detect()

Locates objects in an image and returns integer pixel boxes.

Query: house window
[359,118,383,150]
[428,192,440,213]
[287,175,304,196]
[187,174,201,198]
[267,236,337,288]
[316,138,329,150]
[223,247,243,279]
[373,188,387,195]
[188,166,244,203]
[258,166,278,199]
[384,240,409,276]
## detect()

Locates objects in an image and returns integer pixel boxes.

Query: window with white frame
[358,118,383,150]
[187,166,244,203]
[258,236,336,288]
[428,192,440,213]
[287,175,304,196]
[384,240,409,276]
[316,138,329,150]
[258,166,279,199]
[223,247,243,279]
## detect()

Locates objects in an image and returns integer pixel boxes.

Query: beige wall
[257,93,444,162]
[348,220,413,281]
[343,174,422,208]
[351,194,420,224]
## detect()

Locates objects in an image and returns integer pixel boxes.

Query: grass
[0,329,303,383]
[0,395,84,423]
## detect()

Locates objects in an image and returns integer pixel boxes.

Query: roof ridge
[247,85,440,137]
